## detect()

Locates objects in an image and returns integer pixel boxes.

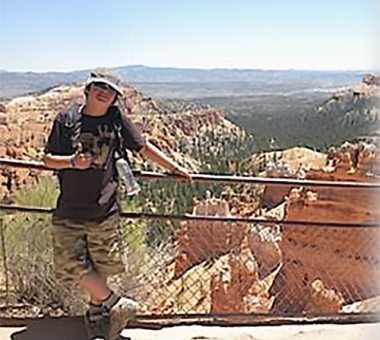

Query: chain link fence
[0,164,379,324]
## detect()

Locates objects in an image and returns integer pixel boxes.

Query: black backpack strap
[63,103,83,149]
[108,105,127,159]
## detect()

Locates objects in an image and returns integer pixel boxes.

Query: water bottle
[114,151,140,196]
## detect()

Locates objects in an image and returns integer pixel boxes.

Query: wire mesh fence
[1,200,379,320]
[0,159,379,323]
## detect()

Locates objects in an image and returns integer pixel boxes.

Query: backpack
[62,103,128,161]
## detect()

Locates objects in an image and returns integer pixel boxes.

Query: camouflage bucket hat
[86,67,124,96]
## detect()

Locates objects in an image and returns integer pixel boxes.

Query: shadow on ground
[4,317,152,340]
[10,317,86,340]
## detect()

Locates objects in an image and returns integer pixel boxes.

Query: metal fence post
[0,211,10,307]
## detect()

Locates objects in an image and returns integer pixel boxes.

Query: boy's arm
[139,142,192,181]
[43,144,92,170]
[43,116,91,170]
[43,153,75,169]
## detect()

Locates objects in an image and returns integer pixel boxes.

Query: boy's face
[87,82,117,106]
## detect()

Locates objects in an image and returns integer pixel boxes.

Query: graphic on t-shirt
[79,124,116,168]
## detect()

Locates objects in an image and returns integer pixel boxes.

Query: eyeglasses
[92,82,117,93]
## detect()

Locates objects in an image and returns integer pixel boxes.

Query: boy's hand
[70,143,92,169]
[171,165,192,182]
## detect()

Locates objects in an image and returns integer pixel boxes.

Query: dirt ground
[0,319,379,340]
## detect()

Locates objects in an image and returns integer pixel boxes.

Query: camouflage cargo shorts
[51,213,125,285]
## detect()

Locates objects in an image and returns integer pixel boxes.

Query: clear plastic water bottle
[114,151,140,196]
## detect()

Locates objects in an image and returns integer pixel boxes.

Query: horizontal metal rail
[133,311,380,324]
[1,158,379,188]
[1,312,378,327]
[0,204,378,228]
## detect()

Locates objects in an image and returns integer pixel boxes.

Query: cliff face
[310,74,380,143]
[315,74,379,125]
[270,172,379,314]
[260,144,380,314]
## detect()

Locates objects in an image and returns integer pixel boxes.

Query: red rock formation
[257,143,380,314]
[248,222,282,280]
[169,198,281,314]
[326,142,379,175]
[172,109,223,137]
[308,279,344,313]
[262,142,379,210]
[210,241,259,313]
[173,199,246,279]
[261,184,293,209]
[269,170,380,314]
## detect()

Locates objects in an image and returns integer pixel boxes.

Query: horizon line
[0,64,376,74]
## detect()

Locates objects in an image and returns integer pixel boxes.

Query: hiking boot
[84,307,110,340]
[104,296,139,340]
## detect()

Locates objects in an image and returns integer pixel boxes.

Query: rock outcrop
[270,178,379,313]
[259,143,380,314]
[143,197,280,315]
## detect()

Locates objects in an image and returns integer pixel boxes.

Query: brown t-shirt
[44,105,146,221]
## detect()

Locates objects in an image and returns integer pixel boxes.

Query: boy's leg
[51,217,110,340]
[51,217,89,287]
[79,271,110,305]
[86,213,139,340]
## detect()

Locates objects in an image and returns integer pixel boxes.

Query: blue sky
[0,0,379,72]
